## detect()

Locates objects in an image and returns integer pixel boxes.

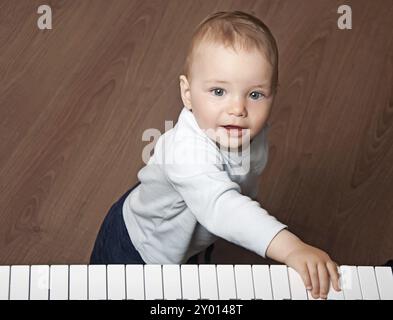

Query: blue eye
[210,88,265,100]
[211,88,225,96]
[250,91,265,100]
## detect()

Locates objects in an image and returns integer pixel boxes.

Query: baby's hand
[284,243,341,299]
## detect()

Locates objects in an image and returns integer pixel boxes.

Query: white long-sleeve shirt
[122,106,287,264]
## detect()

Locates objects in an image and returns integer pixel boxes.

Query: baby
[90,10,341,300]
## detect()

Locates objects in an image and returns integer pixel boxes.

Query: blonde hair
[181,10,279,92]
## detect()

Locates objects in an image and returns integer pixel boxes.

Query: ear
[179,75,192,112]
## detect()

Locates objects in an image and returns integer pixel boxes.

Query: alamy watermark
[37,5,52,30]
[337,5,352,30]
[141,121,252,176]
[36,4,353,31]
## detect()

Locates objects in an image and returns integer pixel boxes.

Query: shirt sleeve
[163,136,287,258]
[247,174,260,201]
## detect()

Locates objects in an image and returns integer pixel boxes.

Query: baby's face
[180,41,275,150]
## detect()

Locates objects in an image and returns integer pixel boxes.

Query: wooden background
[0,0,392,266]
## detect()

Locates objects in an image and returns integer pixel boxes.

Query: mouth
[223,125,245,129]
[221,125,246,137]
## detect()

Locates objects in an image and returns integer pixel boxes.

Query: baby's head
[179,11,279,150]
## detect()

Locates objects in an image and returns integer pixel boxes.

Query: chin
[215,132,252,152]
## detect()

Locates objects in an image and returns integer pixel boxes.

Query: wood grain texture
[0,0,392,266]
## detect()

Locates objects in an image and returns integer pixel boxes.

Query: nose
[228,97,247,117]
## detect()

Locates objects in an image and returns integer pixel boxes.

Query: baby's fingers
[317,263,329,299]
[297,265,312,291]
[327,261,341,292]
[308,263,320,299]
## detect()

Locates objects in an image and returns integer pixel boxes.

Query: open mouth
[222,125,245,137]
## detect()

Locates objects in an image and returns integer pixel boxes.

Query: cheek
[195,96,216,110]
[193,97,218,119]
[249,109,269,129]
[192,108,218,131]
[192,93,209,111]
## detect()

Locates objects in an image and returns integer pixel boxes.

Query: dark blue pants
[89,181,214,265]
[90,181,146,264]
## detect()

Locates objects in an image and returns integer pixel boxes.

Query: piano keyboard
[0,264,392,300]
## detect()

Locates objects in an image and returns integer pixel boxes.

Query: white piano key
[324,267,345,300]
[69,265,88,300]
[234,265,255,300]
[327,283,345,300]
[375,266,393,300]
[180,265,200,300]
[216,265,237,300]
[270,265,291,300]
[107,265,126,300]
[144,264,163,300]
[162,264,182,300]
[199,264,218,300]
[357,266,380,300]
[340,265,362,300]
[126,265,144,300]
[10,266,30,300]
[88,265,107,300]
[0,266,10,300]
[252,265,273,300]
[49,265,69,300]
[288,267,308,300]
[30,265,49,300]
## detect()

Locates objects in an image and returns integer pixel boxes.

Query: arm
[165,136,339,299]
[164,137,287,259]
[266,229,341,299]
